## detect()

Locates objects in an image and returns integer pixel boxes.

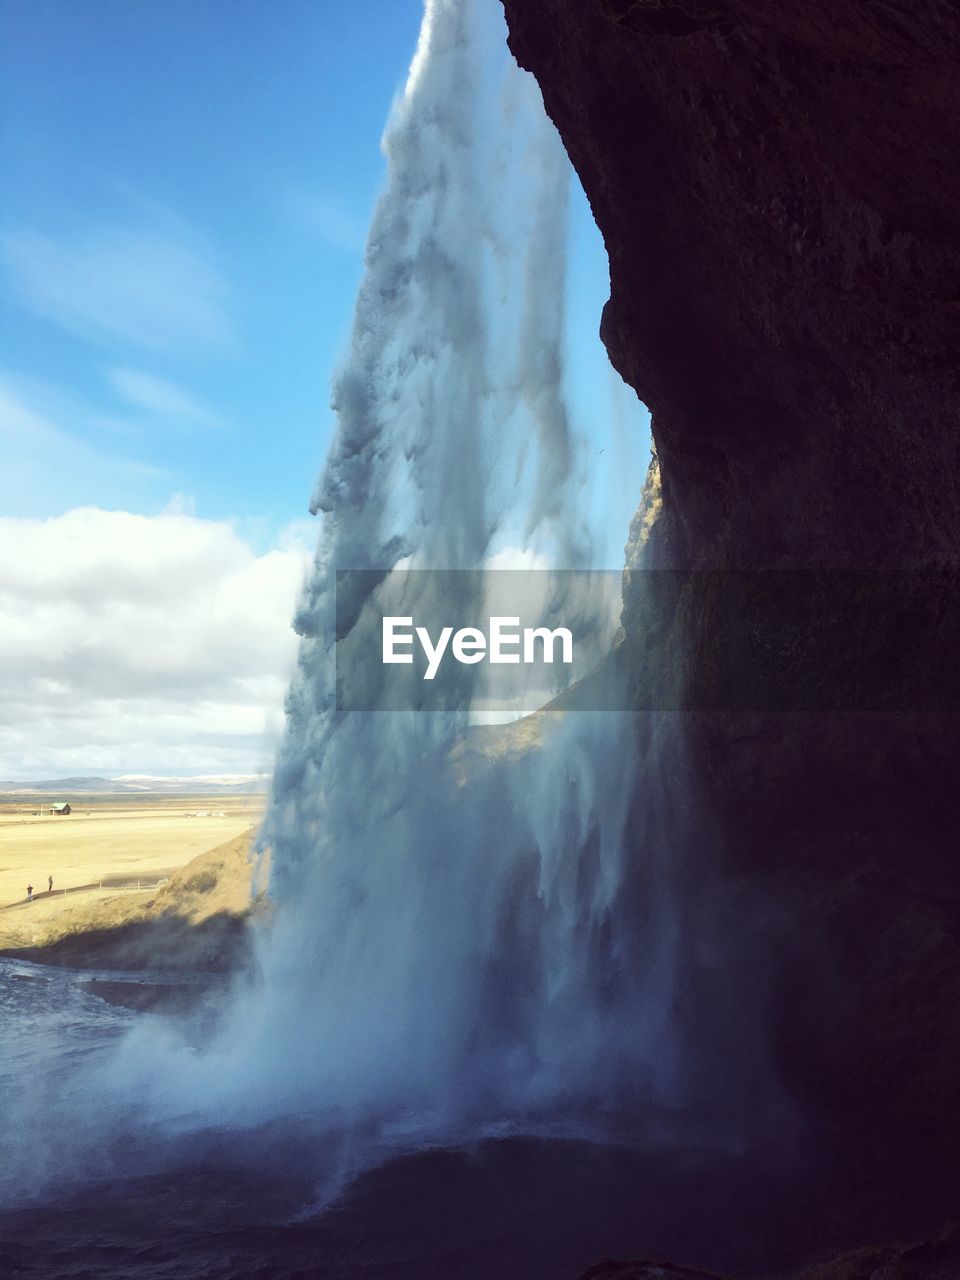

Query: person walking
[26,884,33,902]
[48,875,53,894]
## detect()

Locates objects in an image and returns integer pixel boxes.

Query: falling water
[0,0,690,1205]
[223,0,679,1135]
[129,0,677,1134]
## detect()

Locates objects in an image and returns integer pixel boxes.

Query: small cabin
[50,802,71,816]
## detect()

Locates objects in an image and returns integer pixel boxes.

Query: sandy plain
[0,794,263,910]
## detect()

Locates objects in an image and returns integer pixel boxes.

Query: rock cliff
[500,0,960,1258]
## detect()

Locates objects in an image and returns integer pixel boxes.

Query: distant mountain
[0,776,119,794]
[0,774,269,796]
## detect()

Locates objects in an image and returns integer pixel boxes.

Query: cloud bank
[0,508,312,779]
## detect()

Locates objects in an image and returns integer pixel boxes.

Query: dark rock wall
[502,0,960,568]
[500,0,960,1223]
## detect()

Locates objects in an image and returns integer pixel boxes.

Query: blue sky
[0,0,649,777]
[1,0,427,533]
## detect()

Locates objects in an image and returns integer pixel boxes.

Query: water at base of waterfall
[0,958,908,1280]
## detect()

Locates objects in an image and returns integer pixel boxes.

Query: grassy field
[0,794,265,911]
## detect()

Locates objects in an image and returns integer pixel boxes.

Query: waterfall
[228,0,676,1131]
[72,0,682,1180]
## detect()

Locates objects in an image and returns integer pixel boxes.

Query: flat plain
[0,794,264,911]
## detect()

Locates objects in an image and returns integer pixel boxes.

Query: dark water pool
[0,959,947,1280]
[0,1134,853,1280]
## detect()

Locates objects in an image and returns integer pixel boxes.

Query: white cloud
[0,508,313,778]
[1,224,232,353]
[106,367,218,425]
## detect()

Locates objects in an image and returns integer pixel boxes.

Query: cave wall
[502,0,960,567]
[500,0,960,1206]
